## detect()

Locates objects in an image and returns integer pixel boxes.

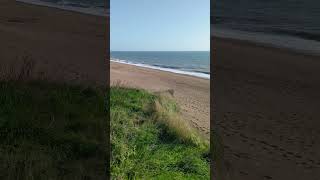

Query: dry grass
[151,94,208,148]
[110,87,209,179]
[110,81,208,148]
[110,80,130,88]
[0,53,36,82]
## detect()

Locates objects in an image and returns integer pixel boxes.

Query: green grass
[0,80,107,180]
[0,79,211,179]
[111,87,210,179]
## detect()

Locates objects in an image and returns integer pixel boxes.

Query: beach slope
[111,62,210,137]
[212,37,320,180]
[0,0,108,86]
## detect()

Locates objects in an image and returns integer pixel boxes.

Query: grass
[0,53,211,179]
[111,86,210,179]
[0,80,108,180]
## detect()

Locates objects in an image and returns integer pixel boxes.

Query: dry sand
[0,0,108,86]
[111,62,210,137]
[212,37,320,180]
[6,1,320,179]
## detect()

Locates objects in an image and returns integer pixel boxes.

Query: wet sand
[0,0,108,86]
[111,62,210,137]
[212,37,320,180]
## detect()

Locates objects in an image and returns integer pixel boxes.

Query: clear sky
[110,0,210,51]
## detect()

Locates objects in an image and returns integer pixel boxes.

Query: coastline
[110,61,210,137]
[212,36,320,179]
[211,26,320,56]
[0,0,108,86]
[0,2,109,178]
[16,0,109,17]
[110,59,210,79]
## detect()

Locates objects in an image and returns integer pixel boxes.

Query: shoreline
[211,26,320,56]
[1,0,108,86]
[110,59,210,79]
[111,61,210,137]
[16,0,109,17]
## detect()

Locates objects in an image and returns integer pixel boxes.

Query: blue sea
[212,0,320,54]
[111,51,210,79]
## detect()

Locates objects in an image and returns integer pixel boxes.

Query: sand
[212,37,320,180]
[5,1,320,179]
[111,62,210,137]
[0,0,108,86]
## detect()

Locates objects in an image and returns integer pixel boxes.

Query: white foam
[211,26,320,56]
[16,0,109,17]
[111,58,210,79]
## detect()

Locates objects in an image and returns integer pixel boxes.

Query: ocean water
[211,0,320,54]
[16,0,108,16]
[111,51,210,79]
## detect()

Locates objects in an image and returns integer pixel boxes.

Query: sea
[211,0,320,55]
[17,0,210,79]
[16,0,108,16]
[111,51,210,79]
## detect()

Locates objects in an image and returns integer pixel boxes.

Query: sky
[110,0,210,51]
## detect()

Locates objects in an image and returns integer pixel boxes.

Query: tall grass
[151,94,209,148]
[111,86,210,179]
[0,53,36,82]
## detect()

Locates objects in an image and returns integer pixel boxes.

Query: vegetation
[111,86,210,179]
[0,54,211,179]
[0,80,107,180]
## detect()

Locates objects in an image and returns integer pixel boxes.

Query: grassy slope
[111,87,210,179]
[0,80,210,179]
[0,81,107,180]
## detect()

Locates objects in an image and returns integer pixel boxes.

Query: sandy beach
[212,37,320,179]
[5,0,320,179]
[0,0,108,86]
[111,62,210,137]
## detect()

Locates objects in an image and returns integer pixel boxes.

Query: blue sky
[110,0,210,51]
